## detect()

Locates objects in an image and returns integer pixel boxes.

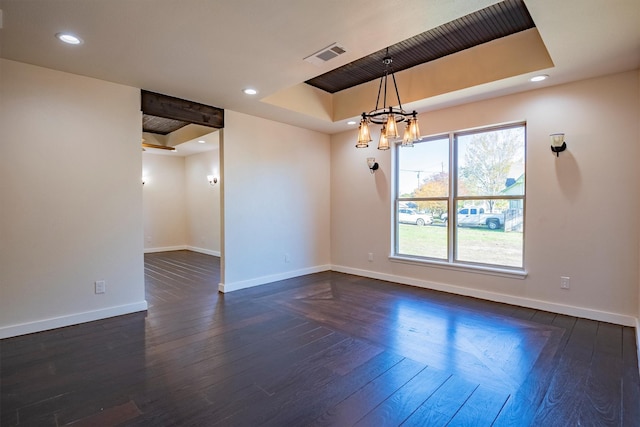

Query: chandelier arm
[376,78,382,110]
[382,48,389,110]
[383,71,388,109]
[391,69,403,111]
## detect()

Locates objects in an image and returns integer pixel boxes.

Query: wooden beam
[142,142,176,151]
[141,90,224,129]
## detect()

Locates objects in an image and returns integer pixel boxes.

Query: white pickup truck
[441,207,504,230]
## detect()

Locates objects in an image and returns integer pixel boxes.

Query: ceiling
[1,0,639,135]
[143,126,220,157]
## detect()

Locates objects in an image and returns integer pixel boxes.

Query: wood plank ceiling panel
[142,114,190,135]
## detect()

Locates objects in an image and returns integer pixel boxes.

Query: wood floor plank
[594,322,622,355]
[622,326,640,425]
[529,319,597,426]
[446,384,509,427]
[353,365,451,427]
[255,351,406,427]
[203,337,384,426]
[400,374,479,426]
[309,357,425,426]
[577,352,622,427]
[194,329,350,403]
[61,399,141,426]
[491,314,574,426]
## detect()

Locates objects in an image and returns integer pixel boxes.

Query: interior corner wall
[185,148,221,256]
[219,110,331,292]
[142,153,187,252]
[0,59,146,338]
[331,70,640,325]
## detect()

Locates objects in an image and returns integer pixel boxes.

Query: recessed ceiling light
[347,121,357,125]
[530,74,548,82]
[55,32,83,45]
[243,88,258,95]
[198,140,206,144]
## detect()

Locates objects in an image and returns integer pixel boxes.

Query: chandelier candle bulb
[402,122,414,147]
[409,113,421,140]
[356,115,372,147]
[385,112,399,139]
[378,126,390,150]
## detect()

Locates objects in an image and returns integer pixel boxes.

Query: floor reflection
[390,300,549,391]
[274,277,559,394]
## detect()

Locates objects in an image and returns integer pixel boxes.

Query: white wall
[185,148,221,256]
[142,145,220,255]
[0,59,146,338]
[142,154,187,251]
[331,71,640,325]
[220,110,331,292]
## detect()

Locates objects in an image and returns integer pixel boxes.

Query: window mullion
[449,132,456,263]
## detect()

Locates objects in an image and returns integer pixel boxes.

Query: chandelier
[355,51,421,150]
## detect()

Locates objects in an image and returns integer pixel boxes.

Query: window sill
[388,255,528,279]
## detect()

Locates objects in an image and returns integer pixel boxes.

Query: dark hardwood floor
[2,250,639,426]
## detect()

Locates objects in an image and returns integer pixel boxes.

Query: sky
[397,136,449,195]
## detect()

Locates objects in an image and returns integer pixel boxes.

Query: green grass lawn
[398,224,523,267]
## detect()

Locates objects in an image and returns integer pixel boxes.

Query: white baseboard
[0,301,148,339]
[186,246,221,257]
[144,246,220,257]
[219,264,332,293]
[144,245,187,253]
[332,265,638,327]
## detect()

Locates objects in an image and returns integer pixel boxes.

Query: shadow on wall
[375,168,390,201]
[554,151,581,203]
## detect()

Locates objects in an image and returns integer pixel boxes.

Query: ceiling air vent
[304,43,346,66]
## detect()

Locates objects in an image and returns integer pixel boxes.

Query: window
[394,123,525,271]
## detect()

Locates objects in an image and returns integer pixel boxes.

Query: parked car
[398,208,433,226]
[441,207,504,229]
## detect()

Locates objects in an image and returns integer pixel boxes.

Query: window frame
[391,122,527,278]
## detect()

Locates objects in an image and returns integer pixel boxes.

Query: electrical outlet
[560,276,570,289]
[284,253,290,263]
[368,253,374,262]
[95,280,106,294]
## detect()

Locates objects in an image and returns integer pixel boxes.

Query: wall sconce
[550,133,567,157]
[367,157,379,174]
[207,175,218,186]
[142,176,147,185]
